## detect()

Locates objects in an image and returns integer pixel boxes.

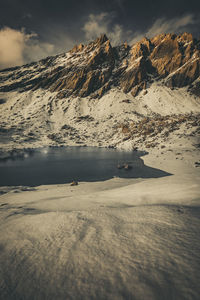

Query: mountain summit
[0,32,200,98]
[0,32,200,153]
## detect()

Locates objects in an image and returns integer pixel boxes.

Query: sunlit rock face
[119,37,154,96]
[0,32,200,98]
[150,33,200,88]
[48,34,116,98]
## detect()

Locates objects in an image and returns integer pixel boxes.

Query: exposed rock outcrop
[0,32,199,98]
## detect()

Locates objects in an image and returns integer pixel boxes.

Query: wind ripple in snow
[0,204,199,300]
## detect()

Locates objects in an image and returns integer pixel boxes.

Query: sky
[0,0,200,69]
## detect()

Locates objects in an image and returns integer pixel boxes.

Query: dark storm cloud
[0,0,200,68]
[1,0,200,35]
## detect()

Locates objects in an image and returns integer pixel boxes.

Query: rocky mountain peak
[130,37,152,59]
[95,34,109,45]
[177,32,193,42]
[70,43,85,53]
[0,32,199,98]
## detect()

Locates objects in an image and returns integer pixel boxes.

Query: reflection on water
[0,146,171,186]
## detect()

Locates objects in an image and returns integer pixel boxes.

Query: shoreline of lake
[0,148,200,299]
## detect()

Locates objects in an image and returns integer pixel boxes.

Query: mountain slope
[0,33,200,154]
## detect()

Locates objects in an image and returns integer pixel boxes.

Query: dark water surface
[0,147,171,186]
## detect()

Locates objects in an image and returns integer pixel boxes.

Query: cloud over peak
[0,27,54,70]
[82,12,198,47]
[0,27,27,69]
[129,14,197,44]
[146,14,196,38]
[82,12,130,46]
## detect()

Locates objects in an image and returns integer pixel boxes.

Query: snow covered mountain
[1,33,200,300]
[1,33,200,97]
[0,32,200,154]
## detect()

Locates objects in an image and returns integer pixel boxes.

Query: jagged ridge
[0,32,200,98]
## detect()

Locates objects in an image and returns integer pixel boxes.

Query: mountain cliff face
[0,33,200,154]
[0,32,200,98]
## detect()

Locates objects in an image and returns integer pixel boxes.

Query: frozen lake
[0,147,170,186]
[0,148,200,300]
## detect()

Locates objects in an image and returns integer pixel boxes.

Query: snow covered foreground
[1,31,200,299]
[0,149,200,300]
[0,76,200,299]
